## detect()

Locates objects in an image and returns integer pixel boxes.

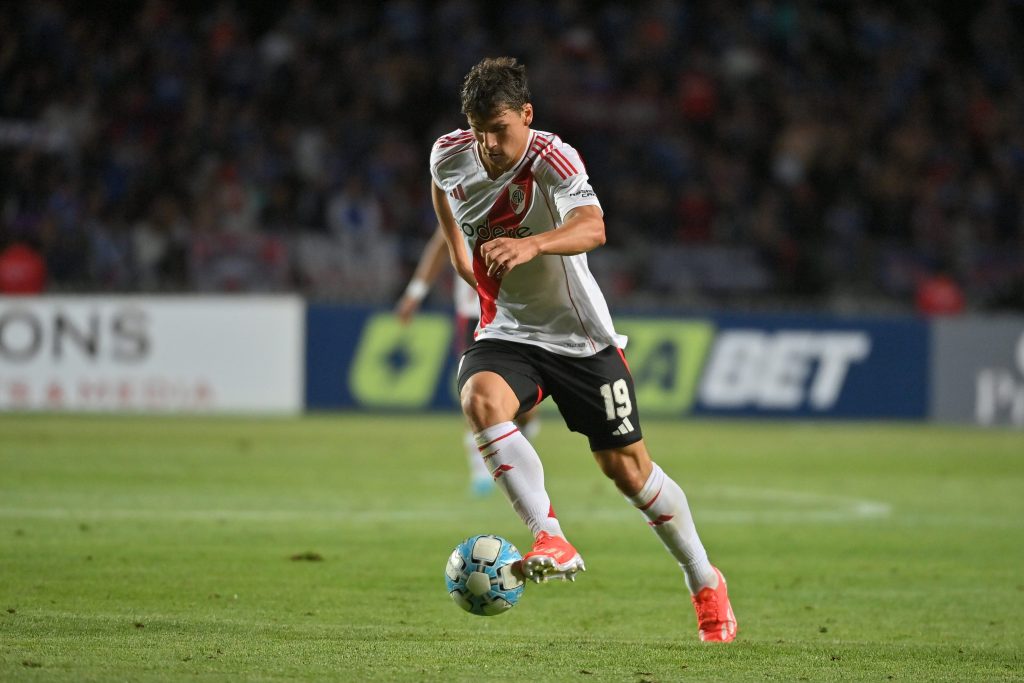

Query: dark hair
[460,57,531,119]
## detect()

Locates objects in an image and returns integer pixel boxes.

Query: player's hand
[481,237,540,279]
[395,295,420,325]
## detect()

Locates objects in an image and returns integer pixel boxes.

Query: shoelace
[694,590,722,622]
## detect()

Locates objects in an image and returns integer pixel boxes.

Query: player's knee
[608,465,647,495]
[460,390,509,430]
[594,446,651,496]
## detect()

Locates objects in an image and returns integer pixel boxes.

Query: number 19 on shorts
[600,379,632,420]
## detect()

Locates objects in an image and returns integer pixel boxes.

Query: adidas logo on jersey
[612,417,635,436]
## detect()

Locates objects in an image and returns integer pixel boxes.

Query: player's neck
[478,133,531,179]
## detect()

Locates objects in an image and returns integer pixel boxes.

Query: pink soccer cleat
[520,531,586,583]
[690,567,738,642]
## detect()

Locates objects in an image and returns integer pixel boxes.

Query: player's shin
[474,421,564,539]
[627,463,718,593]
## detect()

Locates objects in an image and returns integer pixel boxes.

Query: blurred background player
[395,225,540,496]
[431,57,736,642]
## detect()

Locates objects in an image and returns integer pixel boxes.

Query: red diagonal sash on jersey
[473,165,535,330]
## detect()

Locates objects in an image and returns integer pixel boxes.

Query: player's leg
[592,440,717,593]
[460,370,520,430]
[464,405,540,497]
[458,341,580,580]
[592,440,736,641]
[548,346,736,641]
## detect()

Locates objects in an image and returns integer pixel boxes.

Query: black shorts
[457,339,643,452]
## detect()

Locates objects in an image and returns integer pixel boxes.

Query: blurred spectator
[0,242,47,294]
[915,270,966,316]
[320,174,399,300]
[0,0,1021,312]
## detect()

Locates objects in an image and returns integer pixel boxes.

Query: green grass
[1,414,1022,682]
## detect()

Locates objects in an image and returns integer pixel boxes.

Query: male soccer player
[396,226,540,496]
[430,57,737,642]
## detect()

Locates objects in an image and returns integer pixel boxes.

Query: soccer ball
[445,534,525,616]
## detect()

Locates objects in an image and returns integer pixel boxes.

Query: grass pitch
[1,413,1022,682]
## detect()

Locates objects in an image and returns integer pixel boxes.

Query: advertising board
[306,307,929,420]
[0,296,304,413]
[931,317,1024,426]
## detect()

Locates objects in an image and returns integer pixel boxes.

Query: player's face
[468,104,534,175]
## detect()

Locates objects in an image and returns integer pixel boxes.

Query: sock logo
[491,464,514,479]
[648,514,674,527]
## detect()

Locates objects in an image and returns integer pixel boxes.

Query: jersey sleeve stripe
[433,140,475,165]
[540,150,571,179]
[551,149,579,175]
[532,135,554,158]
[436,135,474,149]
[532,134,581,180]
[440,130,473,143]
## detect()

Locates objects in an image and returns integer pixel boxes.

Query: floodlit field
[1,414,1022,682]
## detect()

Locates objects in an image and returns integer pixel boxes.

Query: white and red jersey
[430,128,626,357]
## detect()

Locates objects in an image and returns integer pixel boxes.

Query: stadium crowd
[1,0,1022,312]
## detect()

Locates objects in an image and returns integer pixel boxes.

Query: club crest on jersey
[509,183,528,215]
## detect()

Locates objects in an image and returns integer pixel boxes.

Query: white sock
[474,421,563,538]
[628,463,717,593]
[464,430,491,481]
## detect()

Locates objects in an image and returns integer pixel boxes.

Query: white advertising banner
[0,296,304,413]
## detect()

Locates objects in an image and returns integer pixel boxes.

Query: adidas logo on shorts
[612,417,635,436]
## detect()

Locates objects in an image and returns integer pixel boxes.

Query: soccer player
[429,57,737,642]
[396,226,540,496]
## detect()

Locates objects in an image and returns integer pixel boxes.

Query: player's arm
[394,226,450,324]
[431,180,477,289]
[481,205,604,279]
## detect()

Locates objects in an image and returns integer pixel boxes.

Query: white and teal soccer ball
[445,534,525,616]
